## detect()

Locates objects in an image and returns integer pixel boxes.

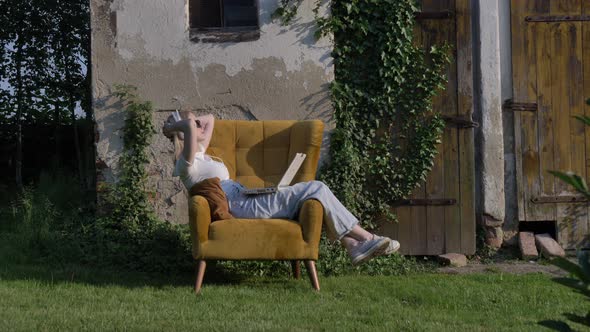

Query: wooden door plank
[522,20,544,221]
[420,0,438,11]
[426,131,446,254]
[535,22,557,221]
[442,0,469,253]
[396,206,412,255]
[583,21,590,248]
[552,22,573,191]
[427,15,455,255]
[410,187,428,255]
[552,21,586,249]
[444,126,461,253]
[550,0,582,15]
[406,1,428,256]
[455,0,475,254]
[584,1,590,15]
[514,1,553,222]
[523,2,547,221]
[564,21,587,249]
[511,0,530,221]
[378,209,399,248]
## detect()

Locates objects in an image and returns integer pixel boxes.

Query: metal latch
[531,196,588,204]
[393,199,457,206]
[443,116,479,129]
[503,99,537,112]
[525,15,590,23]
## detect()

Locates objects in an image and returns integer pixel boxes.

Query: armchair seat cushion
[200,218,318,260]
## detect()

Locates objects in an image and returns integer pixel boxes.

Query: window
[189,0,259,42]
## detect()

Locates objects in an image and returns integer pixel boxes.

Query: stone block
[518,232,538,260]
[482,214,504,228]
[438,253,467,267]
[484,226,504,249]
[534,233,565,258]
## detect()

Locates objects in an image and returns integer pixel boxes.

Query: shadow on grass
[0,260,294,290]
[538,320,574,332]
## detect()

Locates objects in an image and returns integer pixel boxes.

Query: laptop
[243,153,307,195]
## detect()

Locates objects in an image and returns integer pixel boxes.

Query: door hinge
[531,196,588,204]
[415,11,454,20]
[394,198,457,206]
[443,116,479,129]
[503,99,538,112]
[526,15,590,23]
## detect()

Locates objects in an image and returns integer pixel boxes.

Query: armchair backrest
[206,120,324,188]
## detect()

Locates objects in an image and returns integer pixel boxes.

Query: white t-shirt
[173,151,230,190]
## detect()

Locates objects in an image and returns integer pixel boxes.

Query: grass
[0,261,587,331]
[0,172,587,331]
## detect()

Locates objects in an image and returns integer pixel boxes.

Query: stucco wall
[91,0,333,224]
[472,0,513,247]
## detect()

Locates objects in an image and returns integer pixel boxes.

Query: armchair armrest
[188,195,212,258]
[298,199,323,247]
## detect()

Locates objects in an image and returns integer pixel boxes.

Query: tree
[0,0,91,190]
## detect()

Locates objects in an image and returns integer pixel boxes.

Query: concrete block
[438,253,467,267]
[518,232,538,260]
[534,233,565,258]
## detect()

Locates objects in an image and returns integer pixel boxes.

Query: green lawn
[0,262,586,331]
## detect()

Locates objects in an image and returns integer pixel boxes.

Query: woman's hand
[162,116,184,141]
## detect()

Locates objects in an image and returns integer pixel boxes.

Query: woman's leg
[230,181,360,240]
[229,181,394,256]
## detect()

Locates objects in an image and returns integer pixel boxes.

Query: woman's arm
[194,114,214,152]
[163,118,199,163]
[162,113,215,163]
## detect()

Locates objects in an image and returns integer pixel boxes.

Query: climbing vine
[276,0,450,225]
[111,84,157,227]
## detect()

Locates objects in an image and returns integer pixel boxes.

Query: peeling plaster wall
[473,0,510,248]
[91,0,334,224]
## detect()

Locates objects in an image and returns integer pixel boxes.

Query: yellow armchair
[188,120,325,292]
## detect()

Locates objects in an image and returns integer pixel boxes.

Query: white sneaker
[349,236,390,266]
[381,236,400,255]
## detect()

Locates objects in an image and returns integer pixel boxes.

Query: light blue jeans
[221,180,359,241]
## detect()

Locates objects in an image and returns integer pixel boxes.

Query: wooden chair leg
[291,260,301,279]
[194,260,206,294]
[304,260,320,291]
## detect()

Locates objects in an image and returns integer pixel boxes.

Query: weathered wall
[472,0,512,248]
[91,0,333,224]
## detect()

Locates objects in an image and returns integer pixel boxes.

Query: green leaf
[574,115,590,126]
[548,170,590,196]
[550,256,590,284]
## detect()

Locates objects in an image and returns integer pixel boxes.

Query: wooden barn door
[378,0,476,255]
[511,0,590,249]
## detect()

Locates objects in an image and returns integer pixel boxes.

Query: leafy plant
[540,252,590,329]
[317,0,450,225]
[545,103,590,329]
[110,84,157,228]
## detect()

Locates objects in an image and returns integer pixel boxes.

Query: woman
[162,112,400,265]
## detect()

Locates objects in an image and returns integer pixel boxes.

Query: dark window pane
[224,0,255,6]
[190,0,222,28]
[224,1,257,27]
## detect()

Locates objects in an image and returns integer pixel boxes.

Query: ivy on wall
[111,84,157,227]
[277,0,450,225]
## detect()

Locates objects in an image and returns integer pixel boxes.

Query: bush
[0,170,193,273]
